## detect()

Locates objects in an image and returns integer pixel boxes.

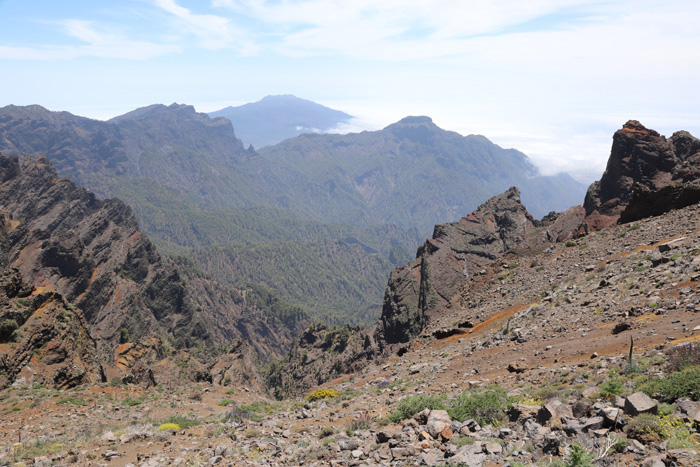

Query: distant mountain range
[259,115,586,232]
[0,101,586,326]
[209,95,353,148]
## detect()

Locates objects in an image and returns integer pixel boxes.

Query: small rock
[409,363,427,374]
[542,433,564,455]
[426,410,451,438]
[572,401,591,418]
[390,446,415,459]
[484,442,502,455]
[582,416,605,432]
[439,427,453,442]
[377,426,402,443]
[626,439,646,453]
[450,445,485,466]
[338,439,360,451]
[418,449,443,466]
[33,457,52,467]
[601,407,626,428]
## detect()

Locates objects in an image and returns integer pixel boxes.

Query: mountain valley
[0,108,699,466]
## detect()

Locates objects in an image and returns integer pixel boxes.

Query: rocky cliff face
[584,120,700,228]
[0,268,102,389]
[375,187,541,345]
[0,155,204,355]
[0,154,306,388]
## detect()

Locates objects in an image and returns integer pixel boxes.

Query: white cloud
[0,20,179,61]
[152,0,259,54]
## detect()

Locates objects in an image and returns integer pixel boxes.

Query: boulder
[601,407,626,428]
[509,404,540,423]
[624,392,658,416]
[582,416,605,432]
[426,410,452,438]
[507,361,528,373]
[450,444,485,466]
[376,425,403,443]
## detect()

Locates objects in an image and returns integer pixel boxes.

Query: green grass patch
[56,396,86,406]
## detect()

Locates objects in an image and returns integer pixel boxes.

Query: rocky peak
[395,116,434,125]
[584,121,700,227]
[375,187,539,346]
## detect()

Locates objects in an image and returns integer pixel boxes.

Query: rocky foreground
[1,193,700,465]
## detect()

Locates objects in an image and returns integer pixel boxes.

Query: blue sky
[1,0,699,182]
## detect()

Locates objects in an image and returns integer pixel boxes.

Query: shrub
[665,343,700,372]
[564,443,594,467]
[222,403,250,423]
[637,367,700,402]
[349,413,372,431]
[625,413,663,443]
[56,396,86,406]
[158,423,180,431]
[306,388,339,402]
[565,240,577,247]
[388,395,446,423]
[452,436,476,447]
[318,426,335,438]
[448,388,512,425]
[599,369,625,399]
[0,319,19,340]
[119,327,130,344]
[122,397,144,406]
[164,415,200,429]
[660,415,699,449]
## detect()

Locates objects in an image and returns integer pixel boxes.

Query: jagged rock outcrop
[0,269,102,389]
[210,339,263,391]
[376,187,540,345]
[584,120,700,228]
[264,324,379,399]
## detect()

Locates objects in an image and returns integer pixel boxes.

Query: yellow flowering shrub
[306,388,339,402]
[157,423,181,431]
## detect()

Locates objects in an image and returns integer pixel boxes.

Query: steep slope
[259,116,585,229]
[0,104,417,326]
[185,240,396,326]
[209,94,353,148]
[0,154,308,388]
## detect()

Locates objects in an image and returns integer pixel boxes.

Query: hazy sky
[1,0,699,182]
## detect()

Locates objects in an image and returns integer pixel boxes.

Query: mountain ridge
[0,102,584,327]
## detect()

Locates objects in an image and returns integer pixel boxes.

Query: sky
[1,0,699,183]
